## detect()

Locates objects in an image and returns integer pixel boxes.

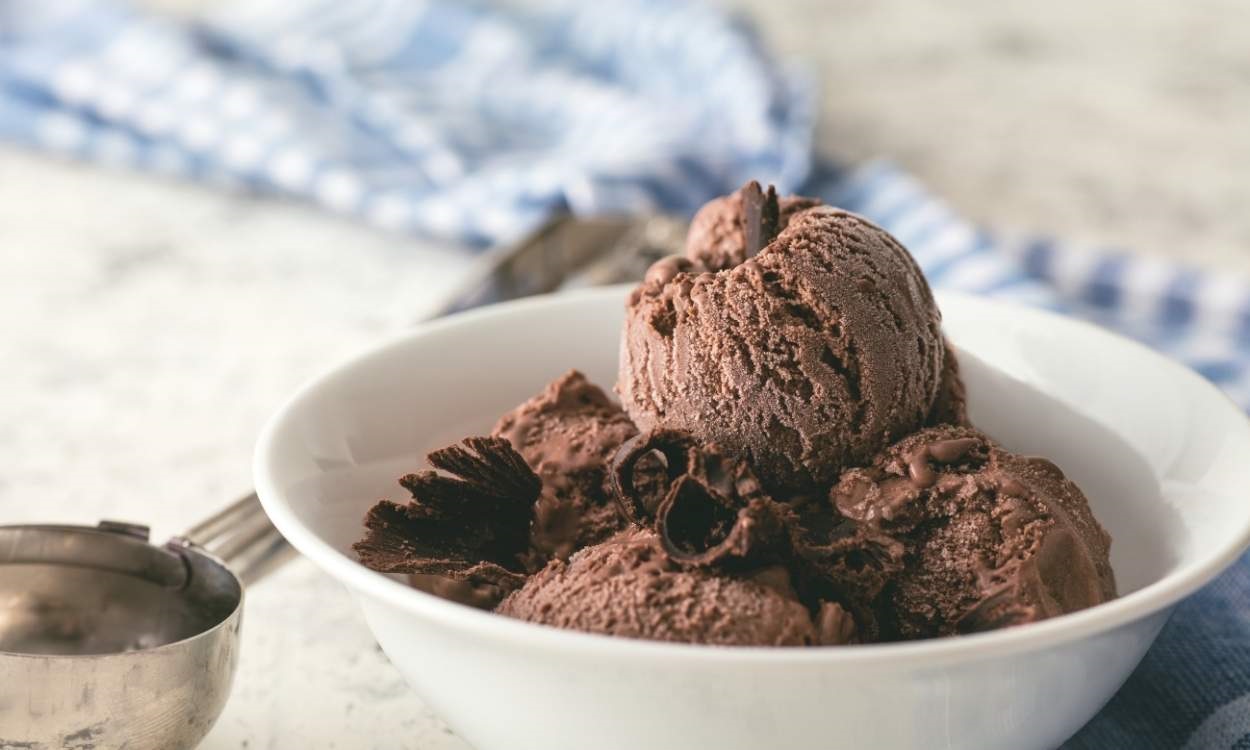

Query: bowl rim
[254,286,1250,665]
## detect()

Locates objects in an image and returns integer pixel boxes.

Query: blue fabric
[0,0,812,245]
[3,1,1249,746]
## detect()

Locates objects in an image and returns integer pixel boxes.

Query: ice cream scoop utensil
[0,493,290,749]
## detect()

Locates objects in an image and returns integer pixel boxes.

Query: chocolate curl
[611,428,769,523]
[612,428,789,566]
[741,180,781,258]
[610,429,702,524]
[656,479,790,565]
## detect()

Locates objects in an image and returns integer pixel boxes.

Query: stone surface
[2,1,1247,745]
[0,150,472,749]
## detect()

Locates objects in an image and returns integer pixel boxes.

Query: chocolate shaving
[654,476,738,558]
[611,429,768,521]
[403,436,541,514]
[353,437,541,584]
[741,180,781,258]
[610,429,702,523]
[611,428,788,566]
[655,480,791,566]
[355,501,526,600]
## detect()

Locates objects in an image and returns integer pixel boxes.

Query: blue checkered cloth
[0,0,813,245]
[3,1,1249,746]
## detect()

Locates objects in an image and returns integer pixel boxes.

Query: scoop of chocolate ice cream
[493,370,637,562]
[831,425,1115,640]
[620,195,947,493]
[496,527,820,646]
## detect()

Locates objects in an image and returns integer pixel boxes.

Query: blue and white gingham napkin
[0,0,812,245]
[2,1,1248,746]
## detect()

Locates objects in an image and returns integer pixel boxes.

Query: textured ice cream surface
[831,425,1116,640]
[492,370,637,563]
[784,497,905,643]
[620,202,947,493]
[685,183,822,271]
[496,528,822,646]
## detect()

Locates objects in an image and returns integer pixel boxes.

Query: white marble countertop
[2,1,1247,747]
[3,149,474,749]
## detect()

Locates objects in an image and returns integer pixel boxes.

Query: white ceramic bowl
[255,288,1250,750]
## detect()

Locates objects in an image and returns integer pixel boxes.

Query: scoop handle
[180,493,294,586]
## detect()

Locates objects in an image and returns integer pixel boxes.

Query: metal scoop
[0,494,290,749]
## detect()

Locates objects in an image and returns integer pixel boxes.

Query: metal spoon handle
[180,493,293,586]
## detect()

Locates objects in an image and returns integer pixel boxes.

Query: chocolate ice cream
[831,425,1116,639]
[620,187,947,493]
[609,427,894,644]
[497,528,822,646]
[352,180,1116,648]
[493,370,636,562]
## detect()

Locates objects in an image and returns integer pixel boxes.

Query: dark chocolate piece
[353,437,541,603]
[741,180,781,258]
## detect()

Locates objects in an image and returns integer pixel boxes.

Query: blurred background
[749,0,1249,271]
[2,0,1247,746]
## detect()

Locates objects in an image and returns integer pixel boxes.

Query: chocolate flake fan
[353,437,541,601]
